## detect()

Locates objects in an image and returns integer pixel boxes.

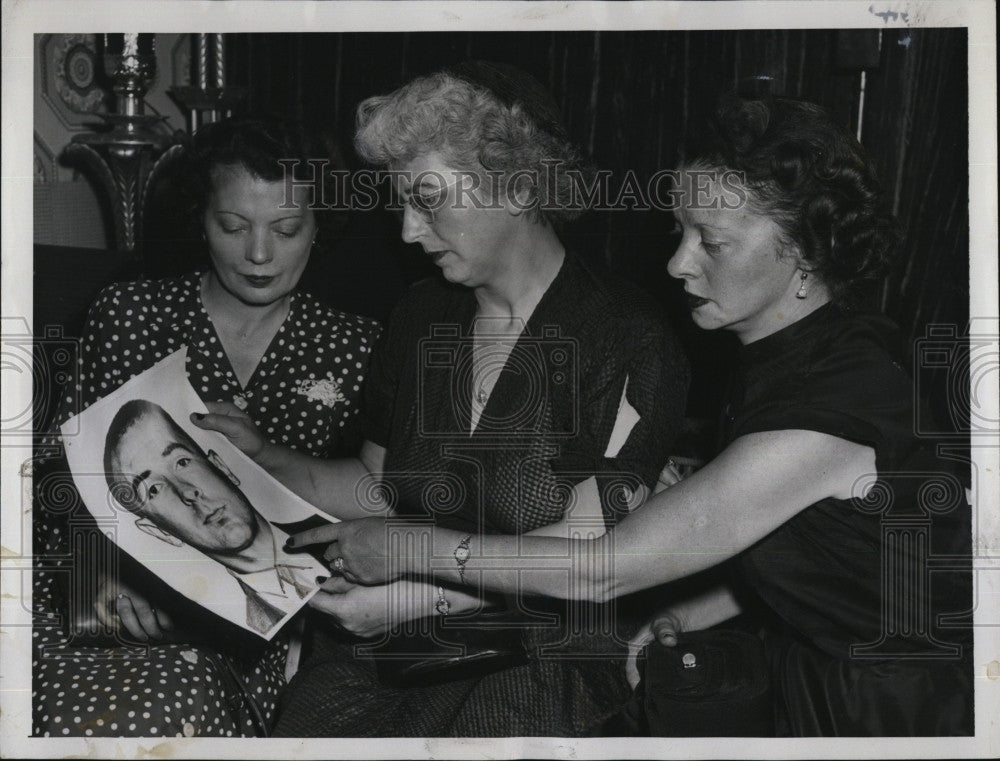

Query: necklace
[470,317,521,423]
[471,343,505,409]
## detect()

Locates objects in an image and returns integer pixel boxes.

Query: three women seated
[38,60,972,738]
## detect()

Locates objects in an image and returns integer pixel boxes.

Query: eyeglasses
[393,175,466,224]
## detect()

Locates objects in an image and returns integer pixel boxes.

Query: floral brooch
[295,375,346,407]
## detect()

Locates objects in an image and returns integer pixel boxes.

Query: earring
[796,271,809,299]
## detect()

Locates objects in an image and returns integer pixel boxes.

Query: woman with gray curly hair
[306,94,974,737]
[196,61,689,736]
[354,61,586,229]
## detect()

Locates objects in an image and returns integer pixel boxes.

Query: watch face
[455,547,471,562]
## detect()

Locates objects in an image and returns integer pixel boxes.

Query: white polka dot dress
[33,273,380,737]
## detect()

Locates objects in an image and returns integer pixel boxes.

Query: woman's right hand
[625,606,687,689]
[654,457,686,494]
[190,400,267,461]
[290,516,423,585]
[95,575,174,642]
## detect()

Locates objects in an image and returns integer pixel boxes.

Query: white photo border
[2,1,997,758]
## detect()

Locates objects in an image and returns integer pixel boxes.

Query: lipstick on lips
[242,274,275,288]
[686,293,710,310]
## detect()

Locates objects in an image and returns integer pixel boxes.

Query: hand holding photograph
[61,349,335,639]
[2,0,996,756]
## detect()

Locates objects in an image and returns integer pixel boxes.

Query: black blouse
[724,302,972,735]
[363,253,691,534]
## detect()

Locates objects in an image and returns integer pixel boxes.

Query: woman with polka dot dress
[32,116,380,737]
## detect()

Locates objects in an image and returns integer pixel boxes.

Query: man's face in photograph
[110,409,259,555]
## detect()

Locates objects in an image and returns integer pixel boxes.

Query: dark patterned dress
[274,253,691,736]
[723,303,973,736]
[32,272,380,737]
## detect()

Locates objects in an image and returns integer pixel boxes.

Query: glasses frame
[393,173,469,224]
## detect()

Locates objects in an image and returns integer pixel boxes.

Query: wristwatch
[454,534,472,584]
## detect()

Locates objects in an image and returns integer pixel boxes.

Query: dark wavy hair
[102,399,197,512]
[683,94,901,304]
[180,115,347,250]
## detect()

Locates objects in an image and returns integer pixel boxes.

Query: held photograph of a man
[62,349,335,639]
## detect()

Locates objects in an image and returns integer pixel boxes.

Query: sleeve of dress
[732,318,914,473]
[50,283,131,432]
[605,320,690,484]
[552,308,690,520]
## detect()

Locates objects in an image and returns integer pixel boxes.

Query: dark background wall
[40,29,970,446]
[225,29,969,435]
[226,29,968,326]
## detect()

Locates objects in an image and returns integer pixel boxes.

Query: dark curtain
[219,29,968,438]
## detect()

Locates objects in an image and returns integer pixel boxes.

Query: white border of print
[61,349,329,640]
[2,1,997,759]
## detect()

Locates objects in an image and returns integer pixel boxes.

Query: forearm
[355,431,871,601]
[387,580,491,625]
[406,526,614,603]
[667,583,744,633]
[257,440,388,520]
[409,482,732,603]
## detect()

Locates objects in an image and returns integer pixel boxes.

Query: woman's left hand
[654,457,685,494]
[191,401,268,462]
[309,577,396,638]
[625,607,686,689]
[289,517,427,585]
[309,577,440,639]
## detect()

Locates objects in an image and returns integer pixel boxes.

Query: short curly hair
[684,94,901,304]
[354,63,589,226]
[185,115,347,249]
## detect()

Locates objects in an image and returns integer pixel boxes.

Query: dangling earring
[796,271,809,299]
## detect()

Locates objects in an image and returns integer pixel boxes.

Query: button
[682,652,697,668]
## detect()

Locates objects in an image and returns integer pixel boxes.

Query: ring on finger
[332,557,347,573]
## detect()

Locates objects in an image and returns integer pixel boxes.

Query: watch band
[454,534,472,584]
[435,586,451,616]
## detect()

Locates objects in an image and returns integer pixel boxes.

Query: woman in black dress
[309,95,974,736]
[197,62,690,735]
